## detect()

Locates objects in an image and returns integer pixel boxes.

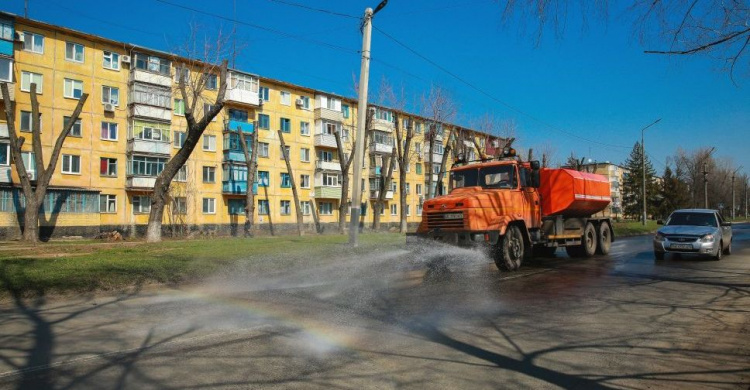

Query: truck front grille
[426,212,465,229]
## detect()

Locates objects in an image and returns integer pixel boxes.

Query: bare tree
[334,111,371,234]
[421,85,457,199]
[278,130,304,236]
[372,147,397,231]
[436,126,457,195]
[1,83,88,243]
[394,113,414,233]
[146,29,231,242]
[238,126,259,237]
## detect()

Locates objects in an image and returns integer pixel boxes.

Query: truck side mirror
[530,160,541,170]
[530,170,540,188]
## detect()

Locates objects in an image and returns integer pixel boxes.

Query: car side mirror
[656,220,663,225]
[721,221,732,227]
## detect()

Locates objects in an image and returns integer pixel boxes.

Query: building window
[342,104,350,118]
[258,142,269,158]
[391,181,397,192]
[174,99,185,115]
[132,83,171,108]
[258,171,270,186]
[132,195,151,214]
[416,163,423,175]
[258,199,269,215]
[103,51,120,70]
[406,183,411,194]
[300,148,310,162]
[100,194,117,213]
[203,135,216,151]
[22,32,44,54]
[280,91,291,105]
[20,71,43,93]
[406,205,411,216]
[280,118,291,133]
[100,157,117,177]
[415,123,422,133]
[417,203,422,216]
[317,150,333,162]
[228,199,245,215]
[416,183,423,195]
[258,114,270,130]
[202,198,216,214]
[203,104,218,121]
[299,96,310,109]
[63,78,84,99]
[322,173,340,187]
[21,152,35,173]
[19,111,41,132]
[320,202,333,215]
[280,200,291,215]
[175,165,188,182]
[102,86,119,105]
[229,73,258,92]
[134,53,171,75]
[301,201,311,215]
[280,145,290,160]
[101,122,118,141]
[391,204,398,215]
[173,197,187,214]
[300,121,310,136]
[205,73,218,90]
[0,142,9,166]
[280,173,291,188]
[0,58,12,82]
[300,174,310,188]
[203,166,216,183]
[63,116,82,137]
[129,156,166,176]
[228,108,248,122]
[62,154,81,174]
[259,86,270,101]
[65,42,85,63]
[174,131,186,148]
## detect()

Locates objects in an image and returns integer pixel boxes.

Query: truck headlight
[700,234,715,243]
[654,232,666,242]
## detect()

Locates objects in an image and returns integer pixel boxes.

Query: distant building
[576,162,629,219]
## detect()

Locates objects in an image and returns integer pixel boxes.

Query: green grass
[611,220,659,237]
[0,233,405,299]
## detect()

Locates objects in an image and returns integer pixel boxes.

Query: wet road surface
[1,224,749,389]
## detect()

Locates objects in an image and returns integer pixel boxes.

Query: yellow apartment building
[0,13,492,238]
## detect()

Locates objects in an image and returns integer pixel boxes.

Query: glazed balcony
[369,141,393,154]
[0,166,11,183]
[369,190,394,200]
[222,180,258,195]
[314,186,342,199]
[314,133,338,148]
[130,69,172,88]
[371,118,393,133]
[315,160,341,171]
[224,120,254,133]
[127,138,171,156]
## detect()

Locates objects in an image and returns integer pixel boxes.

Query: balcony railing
[314,186,343,199]
[314,133,338,148]
[225,87,260,106]
[0,82,14,101]
[314,107,344,122]
[223,150,248,162]
[126,175,157,189]
[316,160,341,171]
[0,167,11,183]
[130,69,172,88]
[0,122,8,138]
[370,141,393,154]
[129,104,171,121]
[369,166,383,176]
[127,138,171,155]
[225,120,254,133]
[371,118,393,132]
[222,180,258,195]
[423,150,444,162]
[369,190,394,200]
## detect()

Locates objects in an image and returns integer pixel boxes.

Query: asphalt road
[1,224,749,389]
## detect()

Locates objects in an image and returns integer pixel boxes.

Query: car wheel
[713,241,723,261]
[655,251,665,260]
[723,239,732,255]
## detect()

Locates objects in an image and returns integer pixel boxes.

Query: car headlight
[700,234,715,243]
[654,232,666,242]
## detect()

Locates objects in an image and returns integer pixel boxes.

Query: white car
[653,209,733,260]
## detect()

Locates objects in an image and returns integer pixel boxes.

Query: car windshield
[451,165,516,189]
[667,212,717,227]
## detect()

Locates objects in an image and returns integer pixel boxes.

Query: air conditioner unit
[14,32,24,42]
[295,98,304,107]
[120,55,131,64]
[103,103,115,112]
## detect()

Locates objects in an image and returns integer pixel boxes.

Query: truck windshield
[451,165,516,189]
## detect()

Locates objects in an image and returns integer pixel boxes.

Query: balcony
[130,69,172,88]
[370,141,393,154]
[129,104,171,122]
[423,150,444,163]
[371,118,393,132]
[314,133,338,148]
[225,120,254,133]
[0,122,8,138]
[0,40,12,57]
[369,190,394,200]
[314,107,344,123]
[0,82,14,101]
[225,87,260,106]
[222,180,258,195]
[127,138,171,155]
[126,175,156,189]
[316,160,341,171]
[369,166,383,177]
[0,166,11,183]
[223,150,247,162]
[314,186,342,199]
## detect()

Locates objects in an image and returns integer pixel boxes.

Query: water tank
[539,168,611,217]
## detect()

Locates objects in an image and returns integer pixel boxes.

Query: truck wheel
[581,222,597,257]
[596,222,612,255]
[495,226,524,271]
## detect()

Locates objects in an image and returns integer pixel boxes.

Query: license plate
[670,243,692,250]
[443,213,463,220]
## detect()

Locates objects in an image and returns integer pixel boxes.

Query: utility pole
[703,162,709,209]
[640,118,660,225]
[731,166,743,220]
[745,179,748,219]
[349,0,387,246]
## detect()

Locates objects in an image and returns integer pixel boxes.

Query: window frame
[202,197,216,214]
[63,78,84,99]
[101,85,120,106]
[300,174,310,188]
[99,194,117,213]
[0,57,12,83]
[61,154,81,175]
[100,122,118,141]
[202,166,216,183]
[22,31,45,54]
[64,116,82,137]
[99,157,117,177]
[280,200,291,215]
[65,42,85,63]
[280,91,291,106]
[20,71,43,93]
[102,51,120,70]
[202,134,217,152]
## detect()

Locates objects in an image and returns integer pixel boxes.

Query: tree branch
[644,27,750,55]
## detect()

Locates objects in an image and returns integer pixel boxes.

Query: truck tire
[495,225,524,271]
[596,222,612,255]
[580,222,598,257]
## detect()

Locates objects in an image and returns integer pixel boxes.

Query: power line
[266,0,360,19]
[372,25,632,150]
[153,0,359,54]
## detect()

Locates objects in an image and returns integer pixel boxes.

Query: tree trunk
[399,162,408,233]
[22,198,39,243]
[310,200,322,233]
[427,127,435,199]
[373,148,396,231]
[240,124,259,237]
[393,113,412,234]
[263,184,275,236]
[146,181,168,242]
[435,127,456,196]
[278,130,304,236]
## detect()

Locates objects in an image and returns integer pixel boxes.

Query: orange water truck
[410,147,614,271]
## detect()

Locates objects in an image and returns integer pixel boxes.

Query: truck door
[520,167,541,229]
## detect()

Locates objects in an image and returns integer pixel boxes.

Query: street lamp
[641,118,661,226]
[349,0,388,246]
[731,166,743,220]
